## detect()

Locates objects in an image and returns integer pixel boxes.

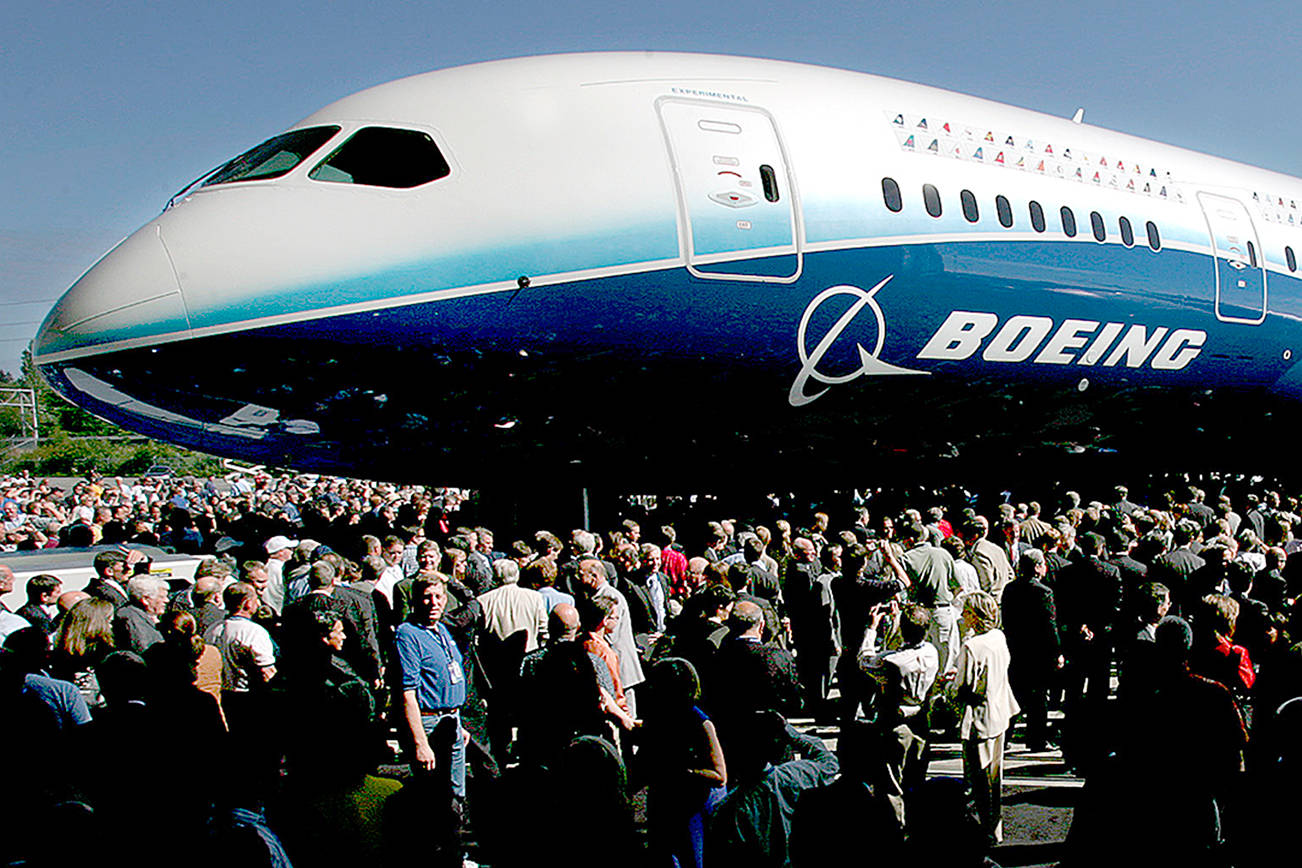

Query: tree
[20,347,119,436]
[5,346,222,476]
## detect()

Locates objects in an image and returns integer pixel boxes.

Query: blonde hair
[963,590,1001,633]
[1201,594,1240,638]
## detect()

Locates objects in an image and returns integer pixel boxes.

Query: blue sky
[2,0,1297,375]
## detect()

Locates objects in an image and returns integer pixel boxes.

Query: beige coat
[477,583,549,652]
[956,627,1019,741]
[970,538,1014,602]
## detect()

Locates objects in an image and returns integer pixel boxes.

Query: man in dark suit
[15,574,60,636]
[1056,533,1123,732]
[1107,530,1150,623]
[283,561,379,684]
[1041,528,1073,590]
[1253,547,1289,612]
[706,601,802,753]
[1183,486,1218,532]
[1001,518,1034,577]
[1112,485,1141,518]
[664,583,734,683]
[784,538,837,716]
[1117,581,1170,702]
[1107,530,1149,587]
[556,529,610,597]
[1001,550,1062,751]
[726,563,780,646]
[1243,494,1268,542]
[189,576,228,636]
[612,544,659,651]
[1186,543,1233,608]
[737,536,782,617]
[86,549,132,610]
[832,542,908,722]
[333,567,383,685]
[635,543,672,632]
[113,576,167,655]
[1149,521,1205,615]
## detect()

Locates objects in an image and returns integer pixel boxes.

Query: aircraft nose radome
[34,224,190,360]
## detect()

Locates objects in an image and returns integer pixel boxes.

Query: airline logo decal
[888,110,1183,202]
[789,276,928,407]
[1252,190,1300,226]
[790,281,1208,407]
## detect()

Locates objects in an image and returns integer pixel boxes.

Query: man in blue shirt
[396,577,467,798]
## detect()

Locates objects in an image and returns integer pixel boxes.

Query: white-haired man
[114,576,168,654]
[477,558,549,652]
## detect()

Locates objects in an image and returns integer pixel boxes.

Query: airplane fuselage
[33,53,1302,482]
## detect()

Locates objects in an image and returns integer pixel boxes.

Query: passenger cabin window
[882,177,903,212]
[1061,206,1077,237]
[1288,245,1297,272]
[309,127,451,188]
[1090,211,1106,242]
[923,184,942,218]
[1146,221,1161,251]
[1029,201,1046,233]
[202,126,341,187]
[961,189,979,222]
[995,195,1013,228]
[1119,216,1134,247]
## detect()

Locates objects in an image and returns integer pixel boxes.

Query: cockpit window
[308,127,451,188]
[201,126,341,187]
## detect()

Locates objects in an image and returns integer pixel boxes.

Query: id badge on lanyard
[438,630,464,684]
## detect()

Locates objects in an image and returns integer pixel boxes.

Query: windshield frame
[166,125,342,208]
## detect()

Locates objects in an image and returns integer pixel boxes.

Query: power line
[0,320,41,327]
[0,298,58,307]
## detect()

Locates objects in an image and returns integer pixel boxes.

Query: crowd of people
[3,468,1302,867]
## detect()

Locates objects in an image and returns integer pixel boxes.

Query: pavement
[793,707,1080,868]
[380,709,1081,867]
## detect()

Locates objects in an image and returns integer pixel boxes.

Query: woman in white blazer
[956,590,1020,845]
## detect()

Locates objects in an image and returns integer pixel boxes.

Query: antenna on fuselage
[507,274,531,305]
[1071,108,1085,125]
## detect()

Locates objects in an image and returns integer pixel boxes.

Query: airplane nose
[34,223,190,360]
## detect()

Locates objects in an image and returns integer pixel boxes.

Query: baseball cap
[265,535,298,555]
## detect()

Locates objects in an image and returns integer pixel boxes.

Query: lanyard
[431,625,463,685]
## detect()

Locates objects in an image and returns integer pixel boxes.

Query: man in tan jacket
[962,515,1014,603]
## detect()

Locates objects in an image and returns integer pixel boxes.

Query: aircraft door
[656,98,801,282]
[1197,192,1267,324]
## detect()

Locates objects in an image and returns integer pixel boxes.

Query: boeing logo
[917,311,1207,370]
[789,276,928,407]
[791,281,1211,408]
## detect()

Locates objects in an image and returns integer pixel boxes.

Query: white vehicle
[1,544,208,612]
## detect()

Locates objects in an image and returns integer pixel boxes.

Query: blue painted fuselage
[33,54,1302,483]
[40,236,1302,483]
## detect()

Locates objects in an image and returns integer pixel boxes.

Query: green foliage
[4,432,223,477]
[4,348,223,477]
[0,407,25,437]
[18,348,117,436]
